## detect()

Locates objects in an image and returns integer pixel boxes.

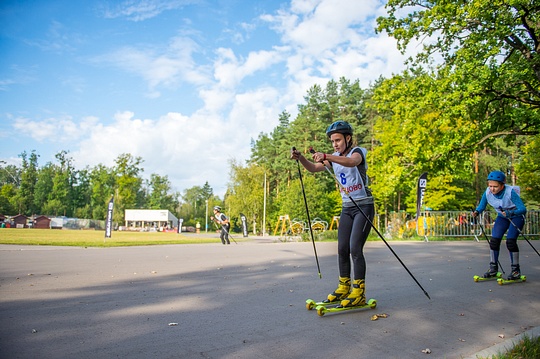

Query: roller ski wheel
[315,298,377,317]
[497,275,526,285]
[305,299,340,310]
[473,272,502,282]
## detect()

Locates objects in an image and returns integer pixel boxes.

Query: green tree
[377,0,539,201]
[89,164,115,220]
[73,168,92,219]
[147,173,178,212]
[367,70,476,213]
[276,171,339,225]
[113,153,144,223]
[44,151,75,217]
[179,184,212,226]
[378,0,540,121]
[226,161,266,234]
[33,163,55,214]
[13,151,39,215]
[0,184,16,214]
[516,135,540,205]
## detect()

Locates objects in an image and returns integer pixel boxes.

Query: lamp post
[205,199,208,233]
[263,171,266,236]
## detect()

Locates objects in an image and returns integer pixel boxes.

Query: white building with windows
[124,209,178,230]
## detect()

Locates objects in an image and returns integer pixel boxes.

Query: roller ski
[473,272,502,282]
[474,262,502,282]
[315,298,377,316]
[305,298,340,310]
[497,275,526,285]
[497,265,526,285]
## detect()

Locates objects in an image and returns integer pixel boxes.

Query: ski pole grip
[309,147,325,164]
[292,147,300,161]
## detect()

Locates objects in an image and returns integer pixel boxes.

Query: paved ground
[0,237,539,359]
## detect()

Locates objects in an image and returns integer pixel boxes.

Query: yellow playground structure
[273,214,331,236]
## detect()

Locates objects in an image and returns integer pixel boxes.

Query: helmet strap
[345,134,353,151]
[341,134,353,156]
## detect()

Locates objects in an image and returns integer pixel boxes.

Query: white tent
[124,209,178,230]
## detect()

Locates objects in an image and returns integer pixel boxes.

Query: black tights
[220,224,230,243]
[337,203,374,280]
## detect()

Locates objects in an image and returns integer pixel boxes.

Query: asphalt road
[1,238,539,359]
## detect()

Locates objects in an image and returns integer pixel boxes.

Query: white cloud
[12,116,99,143]
[258,0,409,104]
[263,0,378,55]
[290,0,324,14]
[198,88,235,113]
[229,87,283,133]
[213,47,285,88]
[90,35,208,96]
[101,0,200,22]
[72,111,244,195]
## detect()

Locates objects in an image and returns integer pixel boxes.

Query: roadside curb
[463,326,540,359]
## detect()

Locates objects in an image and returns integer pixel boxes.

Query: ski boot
[322,277,350,304]
[340,279,366,308]
[507,265,521,281]
[483,262,499,279]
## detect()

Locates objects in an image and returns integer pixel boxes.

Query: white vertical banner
[105,196,114,238]
[416,172,428,220]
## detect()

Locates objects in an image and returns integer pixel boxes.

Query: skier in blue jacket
[472,171,527,280]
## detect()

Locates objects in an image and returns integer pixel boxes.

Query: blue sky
[0,0,414,197]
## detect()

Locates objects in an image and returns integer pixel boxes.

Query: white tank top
[331,147,371,204]
[486,186,516,215]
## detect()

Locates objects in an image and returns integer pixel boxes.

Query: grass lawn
[481,335,540,359]
[0,228,484,247]
[0,228,232,247]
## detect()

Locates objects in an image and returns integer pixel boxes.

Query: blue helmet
[326,121,353,138]
[487,171,506,183]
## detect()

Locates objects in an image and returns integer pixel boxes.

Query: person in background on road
[291,120,374,308]
[211,206,230,245]
[472,171,527,280]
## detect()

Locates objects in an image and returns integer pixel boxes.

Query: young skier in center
[291,120,374,307]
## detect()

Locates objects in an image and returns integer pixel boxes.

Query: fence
[51,217,107,230]
[381,210,539,240]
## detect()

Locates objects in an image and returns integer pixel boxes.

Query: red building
[12,214,29,228]
[34,215,51,229]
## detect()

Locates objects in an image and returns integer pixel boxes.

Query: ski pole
[310,147,431,300]
[499,208,540,258]
[471,210,505,274]
[292,147,322,279]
